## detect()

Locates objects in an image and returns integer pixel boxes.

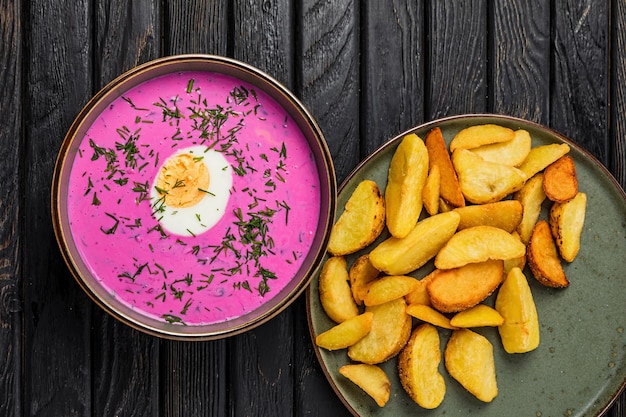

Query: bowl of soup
[52,55,336,340]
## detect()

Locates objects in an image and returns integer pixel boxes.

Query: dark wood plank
[294,0,359,415]
[490,0,550,123]
[92,1,162,416]
[611,0,626,192]
[298,0,360,184]
[229,2,297,416]
[551,1,609,165]
[427,0,488,118]
[165,0,229,55]
[159,2,230,416]
[0,0,23,415]
[23,1,94,415]
[361,0,425,154]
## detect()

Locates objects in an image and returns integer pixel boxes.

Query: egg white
[151,146,232,236]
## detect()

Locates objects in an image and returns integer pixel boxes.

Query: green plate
[307,114,626,417]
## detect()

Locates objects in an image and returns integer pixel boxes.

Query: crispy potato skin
[328,180,386,256]
[339,364,391,407]
[527,220,569,288]
[385,133,429,238]
[427,260,504,313]
[398,324,446,409]
[425,127,465,207]
[543,155,578,203]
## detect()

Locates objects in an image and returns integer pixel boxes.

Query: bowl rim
[51,54,336,340]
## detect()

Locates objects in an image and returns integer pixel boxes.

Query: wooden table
[2,1,625,416]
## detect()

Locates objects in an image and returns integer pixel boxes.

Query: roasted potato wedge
[471,129,532,166]
[445,329,498,403]
[454,200,523,232]
[328,180,386,256]
[349,255,380,305]
[363,275,421,306]
[543,155,578,203]
[348,298,412,364]
[339,364,391,407]
[450,304,504,328]
[427,260,504,313]
[514,173,546,244]
[452,148,527,204]
[404,272,435,306]
[449,124,515,152]
[316,312,374,350]
[319,256,359,323]
[434,225,526,270]
[550,192,587,262]
[527,220,569,288]
[370,211,460,275]
[495,267,540,353]
[406,303,457,330]
[385,133,429,238]
[398,324,446,409]
[518,143,570,179]
[423,164,441,215]
[425,127,465,207]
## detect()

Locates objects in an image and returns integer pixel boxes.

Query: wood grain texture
[361,0,425,155]
[611,0,626,191]
[491,0,550,123]
[551,1,609,165]
[0,0,22,415]
[92,1,161,416]
[24,1,94,415]
[298,0,360,184]
[427,0,488,118]
[165,0,229,55]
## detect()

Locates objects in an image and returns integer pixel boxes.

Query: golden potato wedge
[405,272,435,306]
[318,256,359,323]
[434,225,526,270]
[339,364,391,407]
[349,255,380,305]
[425,127,465,207]
[370,211,460,275]
[423,164,441,215]
[450,304,504,328]
[315,312,374,351]
[363,275,421,306]
[452,148,527,204]
[445,329,498,403]
[471,129,532,166]
[527,220,569,288]
[406,303,457,330]
[518,143,570,179]
[495,267,540,353]
[426,260,504,313]
[454,200,523,233]
[514,173,546,244]
[385,133,429,238]
[348,298,412,364]
[543,155,578,203]
[503,231,527,273]
[439,197,455,213]
[449,124,515,152]
[328,180,386,256]
[398,324,446,409]
[550,192,586,262]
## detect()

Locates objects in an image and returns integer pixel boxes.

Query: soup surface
[67,70,321,325]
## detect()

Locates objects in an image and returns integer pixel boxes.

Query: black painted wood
[2,1,624,416]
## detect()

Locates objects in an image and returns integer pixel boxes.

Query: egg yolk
[156,153,210,208]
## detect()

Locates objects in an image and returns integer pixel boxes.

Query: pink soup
[67,71,321,325]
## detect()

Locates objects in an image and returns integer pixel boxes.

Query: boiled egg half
[151,145,232,236]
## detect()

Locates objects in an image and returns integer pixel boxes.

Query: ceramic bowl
[52,55,336,340]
